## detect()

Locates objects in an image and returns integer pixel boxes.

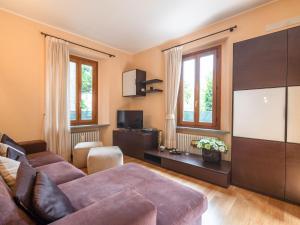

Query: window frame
[70,55,98,126]
[177,46,221,129]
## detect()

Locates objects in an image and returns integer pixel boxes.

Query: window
[69,55,98,125]
[177,46,221,129]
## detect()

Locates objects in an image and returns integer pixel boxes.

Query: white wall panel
[233,87,286,141]
[287,86,300,144]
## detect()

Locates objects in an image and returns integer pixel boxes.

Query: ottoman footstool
[87,146,123,174]
[73,141,103,169]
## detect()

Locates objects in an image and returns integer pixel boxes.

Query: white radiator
[176,133,216,155]
[71,130,100,150]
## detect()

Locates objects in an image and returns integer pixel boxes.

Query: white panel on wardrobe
[287,86,300,143]
[233,87,286,142]
[123,70,136,96]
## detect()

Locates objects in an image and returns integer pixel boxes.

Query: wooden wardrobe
[232,25,300,204]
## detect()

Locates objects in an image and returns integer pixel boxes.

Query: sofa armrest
[18,140,47,155]
[50,190,157,225]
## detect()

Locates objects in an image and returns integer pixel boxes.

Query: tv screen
[117,110,143,129]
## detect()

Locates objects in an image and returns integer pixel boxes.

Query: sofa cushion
[0,143,9,156]
[7,146,29,162]
[36,161,86,185]
[59,163,207,225]
[27,151,64,167]
[32,171,75,223]
[0,156,20,189]
[18,140,47,155]
[14,162,37,213]
[1,134,26,155]
[50,190,157,225]
[1,133,17,144]
[0,134,30,164]
[0,176,35,225]
[0,141,28,163]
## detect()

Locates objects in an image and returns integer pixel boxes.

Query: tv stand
[113,129,231,187]
[144,150,231,187]
[113,129,158,160]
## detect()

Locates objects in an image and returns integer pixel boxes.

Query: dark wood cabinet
[286,143,300,204]
[113,130,231,188]
[113,130,158,160]
[232,26,300,203]
[233,30,287,90]
[286,26,300,205]
[144,150,231,187]
[122,69,146,97]
[231,137,285,199]
[288,26,300,86]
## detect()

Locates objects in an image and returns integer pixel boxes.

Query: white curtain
[44,37,71,161]
[164,47,183,149]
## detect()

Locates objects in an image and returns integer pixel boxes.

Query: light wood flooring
[124,155,300,225]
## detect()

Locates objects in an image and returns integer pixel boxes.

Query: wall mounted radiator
[176,133,216,155]
[71,130,100,150]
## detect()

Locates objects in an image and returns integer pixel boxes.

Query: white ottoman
[73,141,103,168]
[87,146,123,174]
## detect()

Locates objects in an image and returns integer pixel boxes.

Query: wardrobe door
[286,26,300,203]
[232,87,286,199]
[287,86,300,143]
[233,88,286,142]
[232,137,285,199]
[232,30,287,199]
[286,143,300,204]
[233,30,287,90]
[288,26,300,86]
[286,86,300,204]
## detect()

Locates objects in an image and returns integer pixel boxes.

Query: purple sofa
[0,140,207,225]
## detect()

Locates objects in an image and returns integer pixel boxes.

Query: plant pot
[202,149,221,163]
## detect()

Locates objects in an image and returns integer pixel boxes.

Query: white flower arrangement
[196,138,228,153]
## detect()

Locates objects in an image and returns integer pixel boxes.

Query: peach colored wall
[129,49,165,130]
[0,10,133,144]
[130,0,300,160]
[1,0,300,157]
[99,57,133,145]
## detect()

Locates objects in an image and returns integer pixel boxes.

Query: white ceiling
[0,0,272,53]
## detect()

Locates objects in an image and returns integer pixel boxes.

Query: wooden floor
[124,155,300,225]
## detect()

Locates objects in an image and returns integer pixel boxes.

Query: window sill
[176,126,230,135]
[70,124,109,132]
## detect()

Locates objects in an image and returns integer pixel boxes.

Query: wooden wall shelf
[142,79,163,85]
[146,89,163,93]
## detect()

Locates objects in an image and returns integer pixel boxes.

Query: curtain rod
[41,32,116,58]
[161,25,237,52]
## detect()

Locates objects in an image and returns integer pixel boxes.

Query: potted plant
[196,138,228,163]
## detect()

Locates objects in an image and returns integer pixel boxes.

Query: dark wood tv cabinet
[113,129,231,187]
[144,150,231,187]
[113,129,158,160]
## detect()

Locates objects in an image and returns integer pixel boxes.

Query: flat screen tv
[117,110,143,129]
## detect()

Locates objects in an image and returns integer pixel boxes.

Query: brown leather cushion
[32,171,75,223]
[27,151,64,167]
[14,162,37,212]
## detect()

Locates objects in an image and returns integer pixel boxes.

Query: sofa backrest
[0,176,35,225]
